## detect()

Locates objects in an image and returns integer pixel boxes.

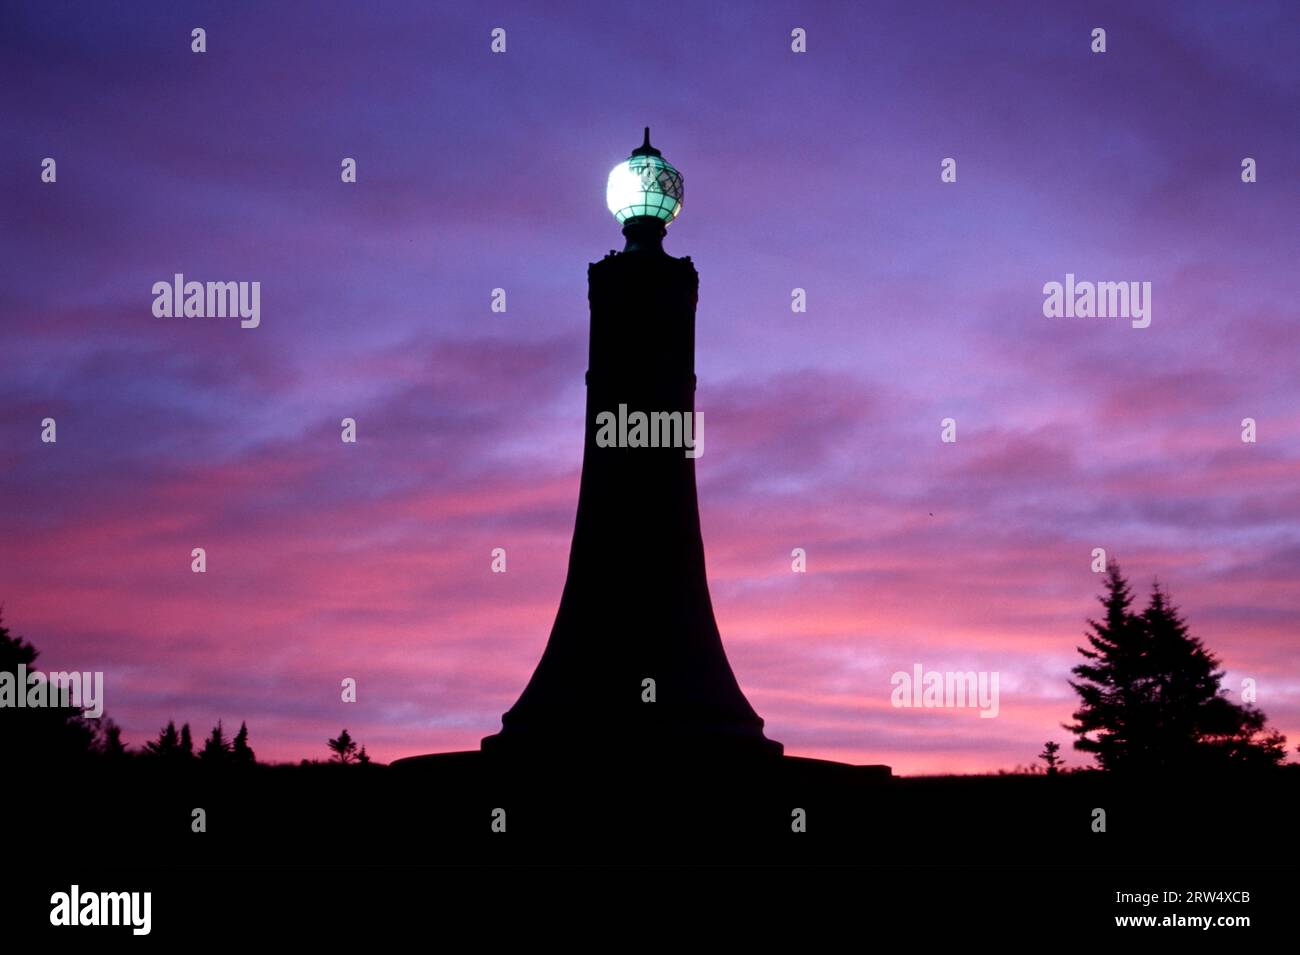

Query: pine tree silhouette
[1038,740,1063,775]
[328,728,359,764]
[144,720,182,759]
[0,608,98,764]
[1067,563,1287,772]
[200,720,231,763]
[231,721,256,765]
[1068,564,1139,769]
[100,718,129,760]
[1144,586,1288,767]
[180,722,195,760]
[356,745,371,765]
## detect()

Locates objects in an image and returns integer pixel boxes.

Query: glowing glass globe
[606,128,683,225]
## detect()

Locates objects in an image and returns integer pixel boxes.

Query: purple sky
[2,0,1298,773]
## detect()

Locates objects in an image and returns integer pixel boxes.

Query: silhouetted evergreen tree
[99,718,129,760]
[231,721,256,765]
[328,728,359,764]
[180,722,195,760]
[200,720,231,763]
[145,720,181,759]
[1067,563,1287,772]
[1143,587,1289,767]
[1067,564,1143,769]
[356,745,371,765]
[0,609,98,764]
[1038,741,1063,775]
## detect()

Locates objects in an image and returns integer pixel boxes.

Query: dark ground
[16,752,1300,862]
[10,754,1296,938]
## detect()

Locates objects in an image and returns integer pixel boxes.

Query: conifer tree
[200,720,231,763]
[328,728,358,764]
[100,719,129,760]
[0,609,98,762]
[1067,563,1287,771]
[231,721,256,765]
[1067,564,1144,769]
[1038,740,1063,775]
[145,720,181,759]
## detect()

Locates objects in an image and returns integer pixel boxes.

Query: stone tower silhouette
[481,131,781,759]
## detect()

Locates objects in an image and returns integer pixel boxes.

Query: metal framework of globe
[606,154,684,224]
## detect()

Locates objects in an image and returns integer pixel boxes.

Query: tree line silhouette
[140,718,257,765]
[2,562,1293,774]
[1,607,368,768]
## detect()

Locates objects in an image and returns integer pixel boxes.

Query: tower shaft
[482,249,781,758]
